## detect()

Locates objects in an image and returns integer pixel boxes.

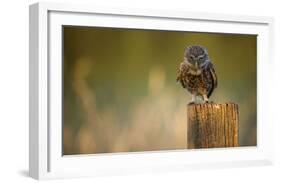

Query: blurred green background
[63,26,257,155]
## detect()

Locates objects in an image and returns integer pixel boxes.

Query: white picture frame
[29,2,274,180]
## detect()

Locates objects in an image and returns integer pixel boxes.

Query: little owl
[177,45,217,104]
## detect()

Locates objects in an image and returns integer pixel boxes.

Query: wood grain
[187,103,239,149]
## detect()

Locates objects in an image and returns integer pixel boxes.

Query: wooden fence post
[187,103,239,149]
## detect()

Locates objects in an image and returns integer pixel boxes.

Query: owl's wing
[207,62,218,97]
[176,61,189,88]
[210,62,217,88]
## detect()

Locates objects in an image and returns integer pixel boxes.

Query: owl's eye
[198,57,205,62]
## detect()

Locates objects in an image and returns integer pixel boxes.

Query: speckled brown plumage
[177,61,217,97]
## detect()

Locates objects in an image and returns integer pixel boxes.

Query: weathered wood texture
[187,103,239,149]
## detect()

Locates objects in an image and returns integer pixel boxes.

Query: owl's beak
[195,61,198,69]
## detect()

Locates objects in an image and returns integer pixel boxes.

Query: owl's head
[184,45,209,70]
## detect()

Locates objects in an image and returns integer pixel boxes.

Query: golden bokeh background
[63,26,257,155]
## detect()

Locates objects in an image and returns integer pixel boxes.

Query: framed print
[29,2,274,180]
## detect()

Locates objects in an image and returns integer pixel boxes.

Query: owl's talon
[188,102,195,105]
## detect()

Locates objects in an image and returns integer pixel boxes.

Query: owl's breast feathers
[177,61,217,97]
